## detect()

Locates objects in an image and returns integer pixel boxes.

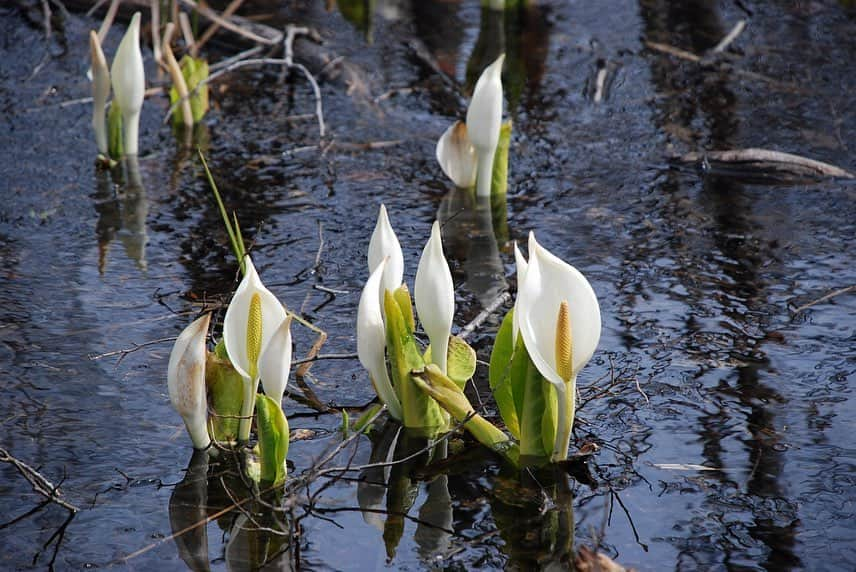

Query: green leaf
[256,394,289,485]
[198,151,246,274]
[340,409,350,437]
[352,403,383,433]
[206,354,243,443]
[384,290,445,433]
[214,338,229,361]
[107,101,123,160]
[169,56,209,126]
[490,120,512,197]
[446,336,477,388]
[424,335,476,389]
[392,284,415,334]
[518,347,549,460]
[488,310,520,438]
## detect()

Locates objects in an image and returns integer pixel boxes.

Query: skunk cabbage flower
[436,121,477,189]
[415,222,455,374]
[435,54,505,196]
[357,258,403,420]
[223,255,288,442]
[110,12,145,155]
[258,315,293,406]
[466,54,505,197]
[368,205,404,296]
[168,313,212,450]
[516,232,601,461]
[89,31,110,156]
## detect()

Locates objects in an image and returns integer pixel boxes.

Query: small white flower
[167,314,212,450]
[368,204,404,296]
[258,315,293,406]
[357,258,403,420]
[89,31,110,156]
[415,222,455,374]
[466,54,505,197]
[516,232,601,460]
[110,12,145,155]
[435,121,477,189]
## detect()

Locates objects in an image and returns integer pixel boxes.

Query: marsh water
[1,0,855,569]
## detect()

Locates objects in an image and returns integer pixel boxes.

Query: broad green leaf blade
[488,310,520,438]
[518,349,549,460]
[446,335,477,389]
[490,120,512,197]
[256,394,289,485]
[206,354,244,443]
[384,290,444,433]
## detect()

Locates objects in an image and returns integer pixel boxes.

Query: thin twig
[87,336,177,362]
[458,291,512,341]
[291,352,358,366]
[0,448,79,513]
[179,0,280,45]
[178,11,196,53]
[194,0,246,54]
[711,19,746,54]
[791,284,856,316]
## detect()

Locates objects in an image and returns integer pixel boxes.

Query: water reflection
[463,2,549,113]
[357,420,453,560]
[168,451,293,571]
[437,189,508,308]
[639,1,799,567]
[92,157,149,272]
[491,466,575,570]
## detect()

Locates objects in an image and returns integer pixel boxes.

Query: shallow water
[1,0,855,570]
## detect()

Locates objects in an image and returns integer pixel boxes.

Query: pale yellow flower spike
[247,292,263,380]
[555,300,573,383]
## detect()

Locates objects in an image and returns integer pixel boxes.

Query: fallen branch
[711,19,746,54]
[791,284,856,316]
[458,291,512,341]
[0,448,79,513]
[678,148,854,180]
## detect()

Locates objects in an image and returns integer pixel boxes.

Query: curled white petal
[89,31,110,155]
[415,221,455,374]
[110,12,145,155]
[259,315,293,406]
[357,258,402,420]
[168,313,212,449]
[517,233,601,387]
[436,121,477,188]
[512,240,528,342]
[368,205,404,295]
[466,54,505,197]
[223,255,288,381]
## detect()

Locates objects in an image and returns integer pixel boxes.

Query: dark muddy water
[2,0,855,570]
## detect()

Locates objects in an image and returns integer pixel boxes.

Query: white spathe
[414,222,455,374]
[89,31,110,156]
[110,12,145,155]
[258,315,293,406]
[168,313,212,450]
[515,232,601,460]
[223,256,288,381]
[466,54,505,197]
[223,255,288,442]
[368,205,404,296]
[511,239,529,342]
[357,258,403,420]
[435,121,477,189]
